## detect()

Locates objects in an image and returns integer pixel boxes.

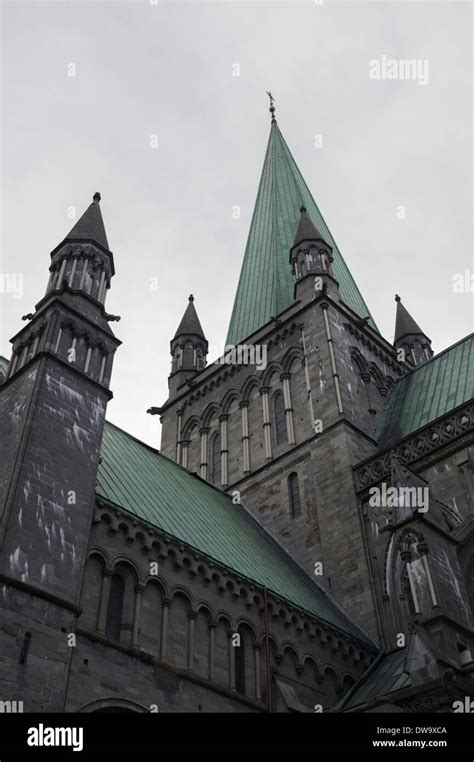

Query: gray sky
[1,0,472,448]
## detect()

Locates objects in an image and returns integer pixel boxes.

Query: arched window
[210,432,221,485]
[273,391,287,446]
[235,634,246,695]
[288,472,302,518]
[105,574,125,641]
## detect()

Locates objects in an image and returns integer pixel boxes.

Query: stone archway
[77,698,149,713]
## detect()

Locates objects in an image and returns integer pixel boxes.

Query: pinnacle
[64,194,109,250]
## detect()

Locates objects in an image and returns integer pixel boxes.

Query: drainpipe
[263,587,272,712]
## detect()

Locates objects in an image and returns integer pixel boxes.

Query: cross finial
[266,91,276,122]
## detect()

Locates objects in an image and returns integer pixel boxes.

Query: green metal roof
[377,334,473,448]
[0,356,9,381]
[97,421,374,647]
[337,649,410,711]
[226,121,377,345]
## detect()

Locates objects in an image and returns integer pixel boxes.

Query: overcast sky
[1,0,472,448]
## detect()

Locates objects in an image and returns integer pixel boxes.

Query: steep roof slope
[97,421,374,647]
[226,121,377,345]
[0,356,9,382]
[377,334,473,448]
[64,193,109,250]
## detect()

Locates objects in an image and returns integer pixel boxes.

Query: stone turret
[168,294,208,398]
[394,295,433,366]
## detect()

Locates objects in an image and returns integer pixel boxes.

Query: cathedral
[0,106,473,715]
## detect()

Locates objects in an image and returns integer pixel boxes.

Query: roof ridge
[104,419,161,456]
[396,332,473,378]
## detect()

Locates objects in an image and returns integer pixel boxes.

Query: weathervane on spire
[266,90,276,122]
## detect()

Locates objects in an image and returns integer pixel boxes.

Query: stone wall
[70,500,374,713]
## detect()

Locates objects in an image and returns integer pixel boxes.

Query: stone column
[240,401,250,475]
[181,440,189,469]
[321,303,343,414]
[97,270,106,302]
[45,269,55,294]
[8,353,18,378]
[103,280,110,307]
[220,414,229,487]
[200,427,209,480]
[57,257,67,288]
[254,644,261,701]
[98,353,107,384]
[209,622,217,681]
[188,611,197,671]
[84,346,92,374]
[78,256,88,290]
[261,387,272,460]
[97,569,113,633]
[132,584,144,647]
[160,597,171,660]
[68,257,78,288]
[281,372,296,444]
[31,335,40,358]
[229,632,236,690]
[176,410,183,464]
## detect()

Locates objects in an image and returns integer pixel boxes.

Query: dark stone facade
[0,190,473,715]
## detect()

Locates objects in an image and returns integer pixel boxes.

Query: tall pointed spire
[226,120,377,345]
[393,295,432,366]
[62,192,109,251]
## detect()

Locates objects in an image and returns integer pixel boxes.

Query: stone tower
[158,117,406,640]
[168,294,208,398]
[0,193,120,711]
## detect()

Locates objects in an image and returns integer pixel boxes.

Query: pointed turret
[226,120,377,345]
[393,295,433,366]
[45,192,115,300]
[290,205,338,303]
[169,295,208,397]
[293,205,326,246]
[173,294,206,341]
[7,193,120,387]
[61,192,109,251]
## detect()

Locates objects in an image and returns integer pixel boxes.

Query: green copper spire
[226,121,377,345]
